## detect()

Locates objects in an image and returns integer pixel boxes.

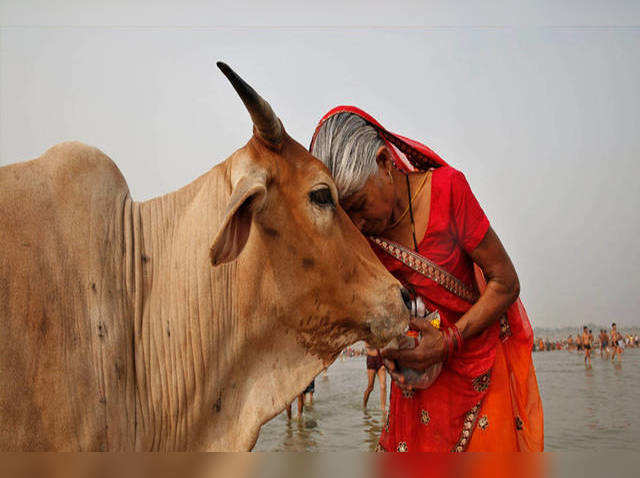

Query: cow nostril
[400,287,412,311]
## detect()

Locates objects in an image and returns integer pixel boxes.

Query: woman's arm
[381,227,519,371]
[455,226,519,340]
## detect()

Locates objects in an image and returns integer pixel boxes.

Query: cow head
[210,62,409,356]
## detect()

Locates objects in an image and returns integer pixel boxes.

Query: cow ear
[210,172,267,266]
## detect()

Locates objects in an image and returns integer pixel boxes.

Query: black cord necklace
[405,173,419,252]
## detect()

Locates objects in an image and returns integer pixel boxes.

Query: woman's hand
[381,318,446,372]
[384,361,411,390]
[381,228,520,386]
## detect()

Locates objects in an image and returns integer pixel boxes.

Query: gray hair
[311,112,384,200]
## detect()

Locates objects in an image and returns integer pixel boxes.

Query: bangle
[441,329,448,362]
[442,327,455,363]
[450,325,464,353]
[442,326,463,363]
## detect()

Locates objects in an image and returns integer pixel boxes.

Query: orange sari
[467,275,544,451]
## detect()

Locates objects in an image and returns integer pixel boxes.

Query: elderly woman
[310,106,543,452]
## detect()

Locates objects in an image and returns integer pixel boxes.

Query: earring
[387,169,392,179]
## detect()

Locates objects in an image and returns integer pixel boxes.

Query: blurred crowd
[534,328,639,352]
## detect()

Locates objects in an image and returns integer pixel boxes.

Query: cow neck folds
[127,165,326,450]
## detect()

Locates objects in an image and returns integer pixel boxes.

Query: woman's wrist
[440,327,453,362]
[441,324,464,362]
[450,324,464,353]
[454,319,468,341]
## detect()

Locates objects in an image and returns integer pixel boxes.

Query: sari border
[451,402,482,452]
[379,129,443,171]
[370,236,479,304]
[376,400,485,453]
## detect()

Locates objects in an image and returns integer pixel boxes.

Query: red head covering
[309,105,449,173]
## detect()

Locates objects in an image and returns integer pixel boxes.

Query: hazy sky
[2,1,639,328]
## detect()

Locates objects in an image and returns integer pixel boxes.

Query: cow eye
[309,187,335,208]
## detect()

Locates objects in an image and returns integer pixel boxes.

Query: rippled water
[536,348,640,451]
[254,348,640,451]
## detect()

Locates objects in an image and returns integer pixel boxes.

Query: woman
[310,106,543,452]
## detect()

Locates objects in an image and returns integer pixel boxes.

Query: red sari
[311,106,543,452]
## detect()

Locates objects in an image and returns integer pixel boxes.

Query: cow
[0,62,410,451]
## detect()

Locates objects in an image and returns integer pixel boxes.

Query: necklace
[406,174,419,251]
[388,172,430,246]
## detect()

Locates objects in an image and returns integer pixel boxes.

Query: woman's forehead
[341,186,371,209]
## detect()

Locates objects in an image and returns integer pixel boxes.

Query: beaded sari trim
[370,236,479,304]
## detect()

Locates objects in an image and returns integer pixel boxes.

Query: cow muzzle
[365,286,411,348]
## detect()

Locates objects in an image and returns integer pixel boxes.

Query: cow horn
[217,61,283,146]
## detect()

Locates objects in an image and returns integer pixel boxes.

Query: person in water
[610,323,622,363]
[363,342,387,412]
[599,329,609,359]
[581,326,592,366]
[286,379,315,420]
[310,106,543,452]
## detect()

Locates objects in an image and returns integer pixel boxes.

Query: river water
[254,348,640,451]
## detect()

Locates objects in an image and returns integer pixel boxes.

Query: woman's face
[341,158,397,236]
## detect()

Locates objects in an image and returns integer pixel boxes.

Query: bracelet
[442,326,464,363]
[441,327,453,362]
[450,325,464,353]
